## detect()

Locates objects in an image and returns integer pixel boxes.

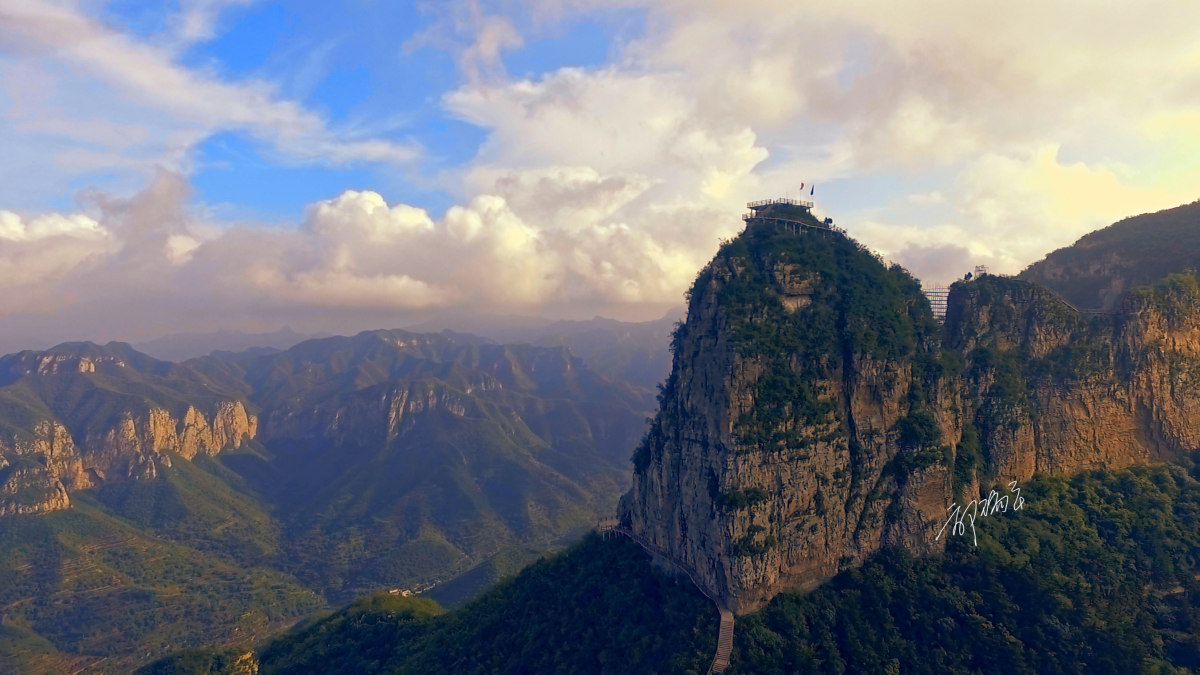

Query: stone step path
[708,609,734,674]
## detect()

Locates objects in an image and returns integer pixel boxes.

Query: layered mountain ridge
[621,209,1200,614]
[0,343,257,516]
[200,330,653,597]
[1,328,657,668]
[1,331,649,521]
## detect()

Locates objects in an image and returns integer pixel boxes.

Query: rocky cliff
[0,421,84,516]
[620,218,954,614]
[0,402,256,516]
[0,343,257,516]
[948,272,1200,481]
[81,400,257,479]
[621,213,1200,615]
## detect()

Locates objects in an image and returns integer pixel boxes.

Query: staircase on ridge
[708,609,735,674]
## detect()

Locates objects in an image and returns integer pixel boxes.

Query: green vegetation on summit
[701,216,939,449]
[711,215,936,361]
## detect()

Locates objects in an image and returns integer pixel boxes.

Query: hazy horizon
[0,302,686,355]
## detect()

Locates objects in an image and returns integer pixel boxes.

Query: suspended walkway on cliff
[711,609,734,673]
[597,518,735,674]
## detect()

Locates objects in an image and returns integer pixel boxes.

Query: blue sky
[85,1,640,221]
[0,0,1197,348]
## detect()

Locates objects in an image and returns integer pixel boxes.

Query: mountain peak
[0,341,168,384]
[620,219,949,613]
[620,208,1200,615]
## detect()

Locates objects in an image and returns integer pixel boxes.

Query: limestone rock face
[620,223,952,614]
[947,274,1200,482]
[0,402,257,516]
[229,650,260,675]
[0,340,262,516]
[82,401,258,481]
[0,421,88,516]
[621,219,1200,615]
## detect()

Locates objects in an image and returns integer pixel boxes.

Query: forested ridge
[144,454,1200,674]
[1020,199,1200,311]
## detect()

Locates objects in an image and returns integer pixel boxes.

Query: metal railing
[747,197,814,209]
[744,214,846,238]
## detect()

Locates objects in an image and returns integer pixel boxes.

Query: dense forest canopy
[143,455,1200,674]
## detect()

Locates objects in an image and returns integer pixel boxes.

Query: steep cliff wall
[621,218,1200,615]
[0,402,256,515]
[948,273,1200,482]
[0,421,85,516]
[0,343,258,517]
[620,220,954,614]
[80,400,257,480]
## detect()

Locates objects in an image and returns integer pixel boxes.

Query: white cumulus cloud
[3,0,1200,347]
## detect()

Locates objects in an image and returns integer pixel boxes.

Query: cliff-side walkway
[597,518,734,674]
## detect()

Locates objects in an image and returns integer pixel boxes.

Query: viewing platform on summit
[747,197,814,210]
[742,197,845,236]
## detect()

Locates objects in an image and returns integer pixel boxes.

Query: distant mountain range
[131,310,681,389]
[0,329,655,670]
[132,327,332,362]
[407,310,682,389]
